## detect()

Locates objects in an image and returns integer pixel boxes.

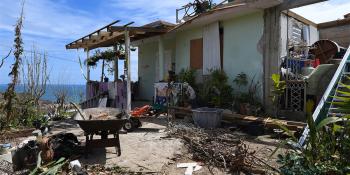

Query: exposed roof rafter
[66,21,173,50]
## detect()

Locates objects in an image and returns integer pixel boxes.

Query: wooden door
[190,38,203,70]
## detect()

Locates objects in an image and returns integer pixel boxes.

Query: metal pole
[125,30,132,112]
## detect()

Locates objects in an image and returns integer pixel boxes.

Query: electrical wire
[0,43,80,64]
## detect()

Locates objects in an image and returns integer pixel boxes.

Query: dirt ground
[0,114,284,174]
[48,118,183,173]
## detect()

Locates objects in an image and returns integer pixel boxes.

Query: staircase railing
[298,46,350,146]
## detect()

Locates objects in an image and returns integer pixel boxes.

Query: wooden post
[101,59,105,82]
[158,36,164,81]
[86,49,90,82]
[125,30,132,112]
[114,46,119,82]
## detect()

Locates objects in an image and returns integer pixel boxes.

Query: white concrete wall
[138,42,158,100]
[137,38,176,101]
[222,11,264,98]
[175,27,203,73]
[138,11,268,100]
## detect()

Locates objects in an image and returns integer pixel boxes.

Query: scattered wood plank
[168,106,306,131]
[222,113,306,131]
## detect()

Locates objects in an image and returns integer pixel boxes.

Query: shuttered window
[190,38,203,70]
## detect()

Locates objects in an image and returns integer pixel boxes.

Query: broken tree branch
[167,121,279,174]
[0,49,11,68]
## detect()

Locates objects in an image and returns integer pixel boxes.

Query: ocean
[0,84,86,103]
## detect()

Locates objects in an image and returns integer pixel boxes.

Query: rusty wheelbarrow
[76,119,125,156]
[72,105,126,156]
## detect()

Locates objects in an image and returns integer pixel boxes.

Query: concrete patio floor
[50,117,184,173]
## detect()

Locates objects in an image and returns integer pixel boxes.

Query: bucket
[192,107,223,128]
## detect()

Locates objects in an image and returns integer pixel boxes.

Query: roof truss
[66,21,170,50]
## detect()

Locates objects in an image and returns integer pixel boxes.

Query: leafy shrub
[177,68,197,89]
[274,88,350,175]
[198,70,233,108]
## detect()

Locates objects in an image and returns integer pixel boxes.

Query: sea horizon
[0,84,86,103]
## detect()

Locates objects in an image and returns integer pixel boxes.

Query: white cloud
[291,0,350,23]
[105,0,189,24]
[0,0,109,40]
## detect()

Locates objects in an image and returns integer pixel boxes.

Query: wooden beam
[66,20,120,48]
[283,10,317,27]
[109,26,168,33]
[278,0,327,11]
[66,31,124,49]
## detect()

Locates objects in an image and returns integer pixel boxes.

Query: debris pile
[167,121,274,174]
[11,133,80,172]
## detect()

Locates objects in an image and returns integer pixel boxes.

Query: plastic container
[192,107,223,128]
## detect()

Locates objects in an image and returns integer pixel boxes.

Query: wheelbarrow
[72,105,126,156]
[75,119,125,156]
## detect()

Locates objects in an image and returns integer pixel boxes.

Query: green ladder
[298,46,350,146]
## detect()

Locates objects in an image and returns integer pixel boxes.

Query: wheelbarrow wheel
[123,119,135,132]
[131,118,142,128]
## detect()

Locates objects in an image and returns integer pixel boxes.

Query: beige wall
[138,41,158,100]
[222,11,264,98]
[137,38,175,101]
[138,11,268,100]
[175,27,203,73]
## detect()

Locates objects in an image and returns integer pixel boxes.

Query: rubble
[167,121,279,174]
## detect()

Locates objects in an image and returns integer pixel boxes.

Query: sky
[0,0,349,85]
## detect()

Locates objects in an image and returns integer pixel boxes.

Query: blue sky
[0,0,349,85]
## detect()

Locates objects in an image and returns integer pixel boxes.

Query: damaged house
[66,0,349,121]
[134,0,344,120]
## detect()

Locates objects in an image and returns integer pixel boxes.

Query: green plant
[274,115,350,174]
[234,74,261,104]
[30,152,68,175]
[272,80,350,174]
[233,72,248,91]
[177,68,197,89]
[198,70,233,108]
[270,74,286,117]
